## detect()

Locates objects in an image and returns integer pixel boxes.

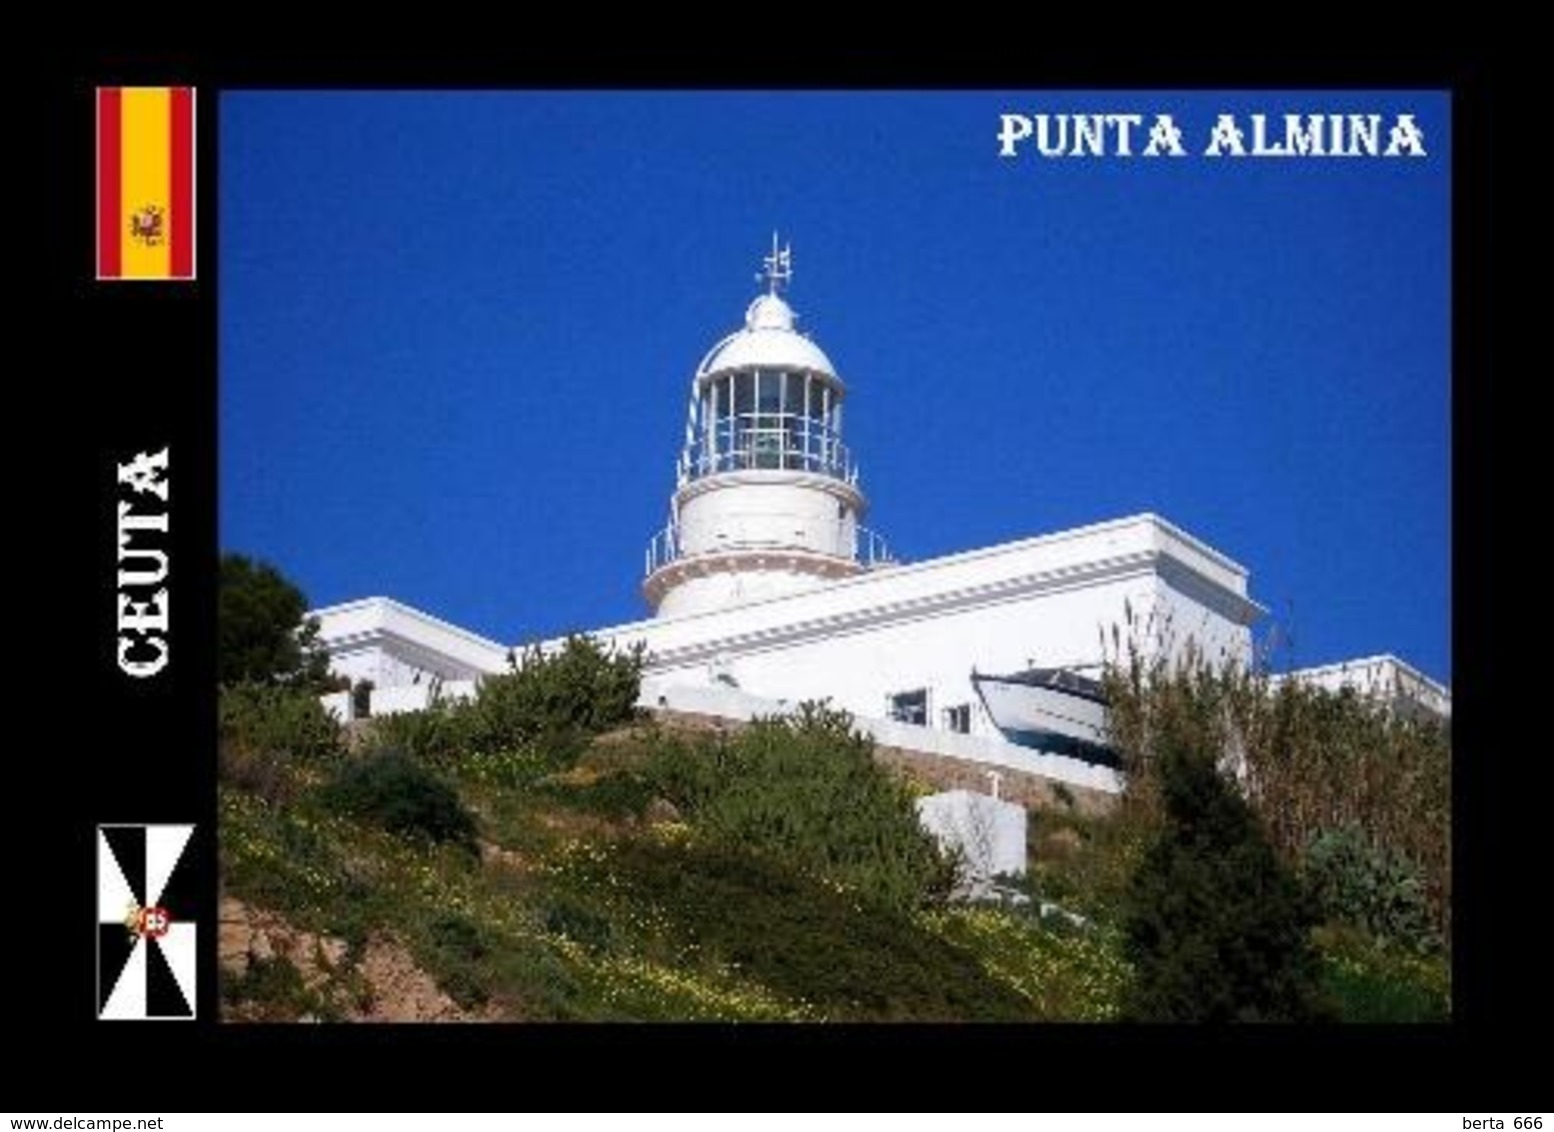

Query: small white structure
[311,596,499,719]
[1275,654,1452,721]
[307,239,1448,780]
[916,789,1028,887]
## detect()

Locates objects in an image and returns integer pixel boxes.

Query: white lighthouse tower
[309,236,1445,786]
[643,236,893,617]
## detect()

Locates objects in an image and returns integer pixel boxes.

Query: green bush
[1025,809,1145,922]
[1315,926,1449,1022]
[536,767,657,819]
[463,636,645,759]
[320,750,478,850]
[366,703,475,765]
[1304,825,1440,953]
[541,895,614,954]
[219,553,333,690]
[424,912,493,1008]
[369,635,646,769]
[221,955,325,1021]
[1102,615,1450,946]
[220,681,342,763]
[218,744,299,806]
[1120,743,1329,1022]
[645,701,955,912]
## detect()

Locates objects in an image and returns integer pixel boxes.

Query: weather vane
[758,231,793,295]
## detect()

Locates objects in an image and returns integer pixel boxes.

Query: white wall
[367,679,479,718]
[650,556,859,620]
[311,597,510,682]
[916,790,1029,881]
[642,681,1122,793]
[1279,654,1451,719]
[675,471,861,563]
[614,516,1259,748]
[636,572,1161,742]
[320,690,353,722]
[310,515,1262,780]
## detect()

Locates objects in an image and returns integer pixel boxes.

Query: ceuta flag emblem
[96,87,195,280]
[98,824,197,1019]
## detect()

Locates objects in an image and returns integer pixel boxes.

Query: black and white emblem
[97,824,197,1019]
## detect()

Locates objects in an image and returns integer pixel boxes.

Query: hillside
[221,702,1141,1022]
[218,663,1448,1022]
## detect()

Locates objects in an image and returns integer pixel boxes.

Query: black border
[32,42,1508,1104]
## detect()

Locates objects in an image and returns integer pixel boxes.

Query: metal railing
[688,416,858,484]
[646,525,684,577]
[851,525,896,568]
[645,521,896,577]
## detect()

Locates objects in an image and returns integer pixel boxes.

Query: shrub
[320,750,478,850]
[463,636,646,760]
[1303,825,1440,953]
[220,681,341,763]
[536,768,657,819]
[221,954,321,1021]
[1025,810,1145,922]
[1120,742,1329,1022]
[1244,682,1450,938]
[1102,622,1451,946]
[1314,925,1449,1022]
[218,745,299,806]
[366,703,474,765]
[219,553,332,690]
[645,701,956,912]
[541,895,613,954]
[424,912,493,1008]
[428,912,488,960]
[369,635,646,769]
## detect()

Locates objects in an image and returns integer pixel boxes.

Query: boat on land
[971,666,1120,766]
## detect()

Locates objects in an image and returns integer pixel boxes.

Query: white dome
[697,293,838,378]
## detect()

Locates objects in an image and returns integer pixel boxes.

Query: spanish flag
[97,87,196,281]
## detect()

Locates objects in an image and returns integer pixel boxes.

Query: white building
[310,240,1448,795]
[1274,654,1452,722]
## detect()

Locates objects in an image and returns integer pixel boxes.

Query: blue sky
[220,91,1450,683]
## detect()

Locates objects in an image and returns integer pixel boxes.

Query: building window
[887,688,928,726]
[943,703,971,734]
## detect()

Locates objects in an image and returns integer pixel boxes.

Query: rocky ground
[219,895,496,1022]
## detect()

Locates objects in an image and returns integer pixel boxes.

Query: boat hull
[973,672,1118,765]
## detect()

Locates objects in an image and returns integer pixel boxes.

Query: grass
[221,724,1146,1021]
[1314,925,1450,1022]
[220,713,1448,1022]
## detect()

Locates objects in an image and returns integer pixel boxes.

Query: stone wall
[874,743,1115,816]
[652,707,1117,817]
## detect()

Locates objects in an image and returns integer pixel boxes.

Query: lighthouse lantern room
[643,236,893,617]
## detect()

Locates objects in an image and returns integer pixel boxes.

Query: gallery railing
[687,416,858,484]
[645,522,895,577]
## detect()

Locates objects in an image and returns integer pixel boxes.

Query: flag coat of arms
[96,87,195,280]
[97,824,197,1019]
